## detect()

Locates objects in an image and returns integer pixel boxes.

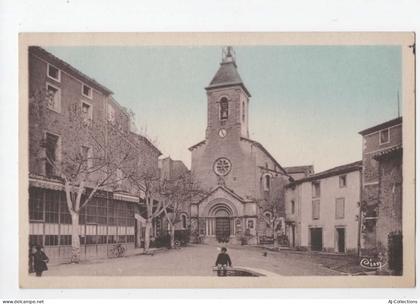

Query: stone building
[159,156,189,181]
[28,46,162,263]
[189,47,292,245]
[359,117,402,266]
[285,161,362,254]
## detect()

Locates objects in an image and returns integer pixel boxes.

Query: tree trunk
[170,224,175,249]
[144,220,152,253]
[70,212,81,263]
[136,218,142,248]
[273,227,279,248]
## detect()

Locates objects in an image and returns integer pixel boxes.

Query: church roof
[205,47,251,97]
[188,140,206,151]
[240,137,288,176]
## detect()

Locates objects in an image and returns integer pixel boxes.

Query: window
[86,200,98,224]
[29,235,43,247]
[45,235,59,246]
[380,128,390,144]
[97,235,107,244]
[339,175,347,188]
[107,235,116,244]
[86,235,98,245]
[291,200,295,214]
[312,182,320,198]
[29,188,44,221]
[82,84,92,99]
[335,198,345,219]
[46,83,61,112]
[107,104,115,122]
[181,214,187,229]
[97,199,107,225]
[45,133,59,177]
[60,235,72,246]
[59,198,71,224]
[47,64,60,82]
[220,97,229,120]
[312,200,320,220]
[213,158,232,176]
[247,219,254,229]
[118,235,127,243]
[263,174,271,191]
[81,146,93,169]
[81,101,93,123]
[45,191,59,223]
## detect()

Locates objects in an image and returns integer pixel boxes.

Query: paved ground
[43,244,358,276]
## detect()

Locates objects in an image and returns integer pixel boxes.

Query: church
[188,47,294,245]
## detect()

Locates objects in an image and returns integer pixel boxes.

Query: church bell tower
[205,46,251,140]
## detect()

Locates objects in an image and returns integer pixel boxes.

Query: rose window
[213,158,232,176]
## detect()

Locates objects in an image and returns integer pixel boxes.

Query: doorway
[310,228,323,251]
[336,227,345,253]
[215,217,231,242]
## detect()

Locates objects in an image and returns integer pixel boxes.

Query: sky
[46,45,401,172]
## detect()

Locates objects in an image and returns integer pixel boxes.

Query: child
[215,247,232,276]
[33,245,49,277]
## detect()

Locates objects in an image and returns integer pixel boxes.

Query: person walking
[33,245,49,277]
[215,247,232,276]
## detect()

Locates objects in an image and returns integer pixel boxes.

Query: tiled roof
[285,165,314,174]
[188,140,206,151]
[359,117,402,136]
[205,61,251,97]
[29,46,113,95]
[292,160,362,184]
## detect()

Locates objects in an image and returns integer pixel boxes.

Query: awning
[29,176,64,191]
[373,144,402,160]
[113,192,141,203]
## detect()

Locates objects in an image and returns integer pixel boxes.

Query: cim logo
[360,257,386,270]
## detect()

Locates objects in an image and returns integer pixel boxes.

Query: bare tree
[30,88,137,263]
[160,173,206,249]
[258,177,288,248]
[127,170,166,253]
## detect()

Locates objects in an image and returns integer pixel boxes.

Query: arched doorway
[214,209,230,242]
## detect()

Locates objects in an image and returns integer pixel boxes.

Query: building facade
[359,117,402,268]
[189,47,291,245]
[285,161,362,254]
[28,47,162,263]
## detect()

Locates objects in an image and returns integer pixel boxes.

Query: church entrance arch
[207,203,234,243]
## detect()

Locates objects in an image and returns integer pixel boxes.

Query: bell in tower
[204,46,251,139]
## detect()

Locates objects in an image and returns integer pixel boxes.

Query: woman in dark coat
[33,245,49,277]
